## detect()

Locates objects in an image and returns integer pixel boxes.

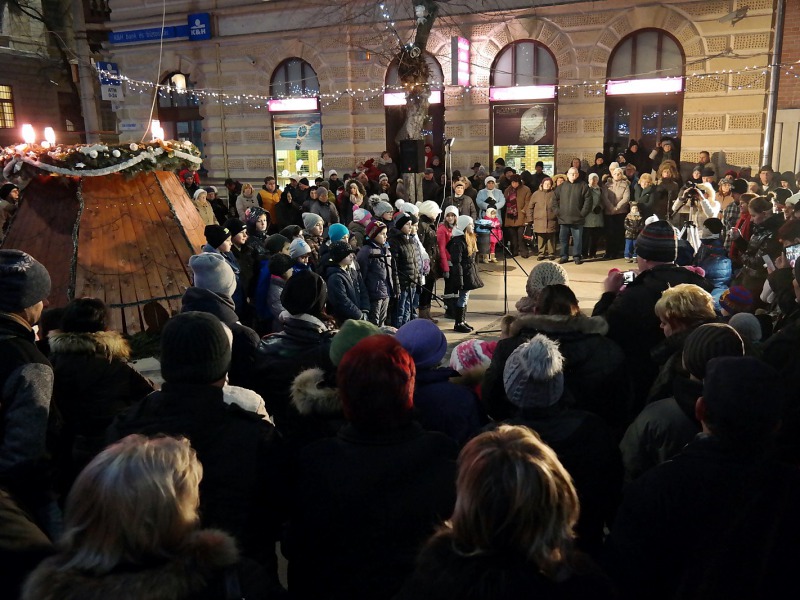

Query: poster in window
[493,104,555,146]
[273,113,322,151]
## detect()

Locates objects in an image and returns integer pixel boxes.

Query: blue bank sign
[110,13,211,44]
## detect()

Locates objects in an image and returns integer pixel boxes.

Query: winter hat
[484,176,497,185]
[328,169,338,177]
[269,253,294,278]
[0,183,19,200]
[395,319,448,370]
[281,269,326,316]
[595,152,605,160]
[771,188,793,206]
[701,167,716,178]
[719,286,753,315]
[298,177,310,186]
[503,334,565,409]
[378,173,389,182]
[701,218,724,239]
[728,312,762,344]
[682,323,744,380]
[395,213,413,231]
[453,180,466,190]
[398,201,419,215]
[160,312,231,384]
[636,221,677,263]
[328,223,350,242]
[279,225,302,240]
[609,162,620,173]
[456,215,473,232]
[289,238,312,260]
[329,240,355,264]
[352,207,372,225]
[449,339,498,374]
[223,218,247,236]
[0,250,51,312]
[702,356,782,438]
[366,220,387,240]
[265,234,289,255]
[204,224,231,249]
[193,188,207,201]
[379,193,391,203]
[424,167,434,174]
[302,212,324,230]
[644,214,660,226]
[732,178,749,195]
[485,207,498,218]
[417,200,442,219]
[316,181,329,193]
[205,185,218,195]
[245,206,267,225]
[444,205,459,219]
[189,252,236,298]
[373,200,394,218]
[329,319,383,366]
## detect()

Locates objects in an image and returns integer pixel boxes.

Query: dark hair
[778,219,800,243]
[61,298,109,333]
[39,306,66,336]
[535,284,580,316]
[495,157,506,166]
[279,225,302,240]
[748,197,773,214]
[224,178,235,186]
[337,336,414,432]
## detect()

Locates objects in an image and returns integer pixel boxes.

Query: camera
[622,270,635,284]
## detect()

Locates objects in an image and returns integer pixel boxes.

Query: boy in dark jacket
[323,241,370,325]
[356,221,397,327]
[387,213,421,327]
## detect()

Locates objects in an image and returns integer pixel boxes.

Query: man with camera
[593,221,713,412]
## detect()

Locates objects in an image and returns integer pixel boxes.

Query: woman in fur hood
[48,298,156,494]
[23,435,271,600]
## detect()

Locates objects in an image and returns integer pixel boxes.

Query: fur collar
[509,313,609,337]
[48,330,131,361]
[23,529,238,600]
[291,367,342,416]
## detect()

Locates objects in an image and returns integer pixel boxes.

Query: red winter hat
[366,220,387,240]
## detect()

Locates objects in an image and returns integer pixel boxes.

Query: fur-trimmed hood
[48,330,131,361]
[509,313,609,338]
[22,529,238,600]
[291,367,342,416]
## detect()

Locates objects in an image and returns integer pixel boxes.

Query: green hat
[330,319,383,366]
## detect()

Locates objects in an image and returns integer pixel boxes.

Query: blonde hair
[447,425,579,577]
[241,182,255,195]
[655,284,716,327]
[638,173,653,186]
[658,160,679,180]
[465,228,478,256]
[58,435,203,573]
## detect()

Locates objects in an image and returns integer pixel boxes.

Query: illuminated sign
[383,90,443,106]
[268,97,320,112]
[489,85,557,102]
[606,78,683,96]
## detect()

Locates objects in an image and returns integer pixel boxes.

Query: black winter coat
[286,422,457,600]
[446,234,483,292]
[412,367,485,446]
[592,265,713,411]
[417,215,441,280]
[181,287,260,390]
[323,264,369,323]
[275,195,304,228]
[482,314,627,432]
[388,227,422,289]
[107,384,285,572]
[553,180,592,225]
[604,435,800,600]
[397,532,616,600]
[357,240,398,300]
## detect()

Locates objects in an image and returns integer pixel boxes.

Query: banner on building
[493,104,555,146]
[273,113,322,152]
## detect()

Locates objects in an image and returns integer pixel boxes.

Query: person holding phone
[731,196,785,300]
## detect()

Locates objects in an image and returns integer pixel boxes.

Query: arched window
[270,58,319,98]
[489,41,557,175]
[604,29,685,161]
[157,72,203,153]
[384,53,445,170]
[269,58,322,188]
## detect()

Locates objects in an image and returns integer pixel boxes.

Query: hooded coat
[446,231,483,292]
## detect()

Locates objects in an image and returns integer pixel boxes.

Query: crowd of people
[1,139,800,599]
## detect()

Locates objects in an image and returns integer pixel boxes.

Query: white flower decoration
[154,147,164,155]
[89,150,98,159]
[75,162,86,168]
[112,150,121,158]
[129,143,138,151]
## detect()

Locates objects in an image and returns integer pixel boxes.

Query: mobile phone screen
[763,254,775,271]
[785,243,800,268]
[622,270,635,284]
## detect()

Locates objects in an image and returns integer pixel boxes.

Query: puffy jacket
[356,239,398,300]
[436,223,454,274]
[553,180,592,225]
[693,240,732,306]
[388,227,421,289]
[417,215,441,279]
[257,187,281,227]
[446,233,483,292]
[324,264,369,323]
[442,195,479,221]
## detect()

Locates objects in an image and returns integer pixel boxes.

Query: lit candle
[21,124,35,145]
[150,120,162,140]
[44,127,56,145]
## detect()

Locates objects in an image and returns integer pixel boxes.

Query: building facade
[100,1,779,181]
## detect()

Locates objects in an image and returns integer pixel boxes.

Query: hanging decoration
[1,140,202,180]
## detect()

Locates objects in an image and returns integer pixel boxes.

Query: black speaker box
[399,139,425,173]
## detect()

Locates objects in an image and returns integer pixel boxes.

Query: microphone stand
[488,227,528,315]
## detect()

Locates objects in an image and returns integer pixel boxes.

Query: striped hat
[636,221,677,263]
[719,286,753,315]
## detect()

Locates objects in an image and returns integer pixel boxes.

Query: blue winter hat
[328,223,350,242]
[395,319,447,369]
